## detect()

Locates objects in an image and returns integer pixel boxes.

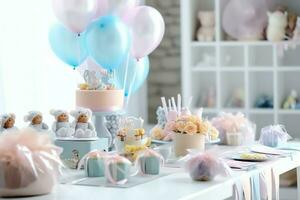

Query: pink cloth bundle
[185,152,231,181]
[0,128,63,197]
[211,112,255,145]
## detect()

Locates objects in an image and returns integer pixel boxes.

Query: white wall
[0,0,147,127]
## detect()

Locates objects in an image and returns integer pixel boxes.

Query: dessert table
[7,144,300,200]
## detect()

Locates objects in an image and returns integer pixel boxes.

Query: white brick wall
[146,0,181,123]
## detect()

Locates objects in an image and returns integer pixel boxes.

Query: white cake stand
[92,110,125,148]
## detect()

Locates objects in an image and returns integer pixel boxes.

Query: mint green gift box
[54,138,108,168]
[86,158,105,177]
[140,156,161,175]
[107,162,130,182]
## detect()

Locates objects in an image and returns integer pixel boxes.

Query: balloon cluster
[49,0,165,96]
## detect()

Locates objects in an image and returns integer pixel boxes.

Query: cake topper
[70,108,97,138]
[24,111,49,132]
[50,109,75,137]
[0,113,18,133]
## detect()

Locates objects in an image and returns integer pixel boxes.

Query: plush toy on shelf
[196,11,215,42]
[0,113,18,133]
[282,90,298,109]
[255,95,273,108]
[267,11,288,41]
[24,111,49,132]
[70,108,97,138]
[50,109,75,138]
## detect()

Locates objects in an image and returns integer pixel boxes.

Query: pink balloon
[222,0,268,40]
[129,6,165,59]
[52,0,98,33]
[95,0,139,19]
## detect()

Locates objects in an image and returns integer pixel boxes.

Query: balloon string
[125,63,138,111]
[123,50,130,93]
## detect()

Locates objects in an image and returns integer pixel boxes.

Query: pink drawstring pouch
[259,125,292,147]
[185,152,232,181]
[0,128,63,197]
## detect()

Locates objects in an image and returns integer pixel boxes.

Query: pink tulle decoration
[185,153,231,181]
[222,0,269,40]
[0,129,63,196]
[211,112,255,145]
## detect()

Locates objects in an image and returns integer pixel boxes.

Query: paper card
[225,160,256,170]
[251,145,287,155]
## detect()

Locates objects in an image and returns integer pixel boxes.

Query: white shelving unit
[181,0,300,138]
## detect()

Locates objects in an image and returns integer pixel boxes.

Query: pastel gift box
[139,156,161,175]
[55,138,108,167]
[107,162,130,183]
[86,158,105,177]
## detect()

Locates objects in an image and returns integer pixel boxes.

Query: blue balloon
[115,56,150,96]
[49,24,88,68]
[86,15,130,71]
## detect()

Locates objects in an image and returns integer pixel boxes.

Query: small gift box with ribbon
[137,148,164,175]
[185,152,231,181]
[259,125,291,147]
[211,112,256,146]
[78,150,107,177]
[105,155,132,185]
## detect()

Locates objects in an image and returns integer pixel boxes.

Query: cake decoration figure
[24,111,48,132]
[50,109,75,137]
[70,108,97,138]
[0,113,18,133]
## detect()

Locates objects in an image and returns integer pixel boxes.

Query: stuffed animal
[267,11,288,41]
[283,90,298,109]
[24,111,49,132]
[197,11,215,41]
[0,113,18,133]
[286,12,297,39]
[293,17,300,40]
[70,108,97,138]
[50,109,75,137]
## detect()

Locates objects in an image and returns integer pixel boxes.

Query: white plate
[55,137,99,141]
[230,154,269,162]
[151,138,221,145]
[206,138,221,145]
[151,139,172,144]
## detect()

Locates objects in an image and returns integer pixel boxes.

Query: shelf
[191,42,216,47]
[181,0,300,139]
[220,67,244,71]
[248,67,273,72]
[191,66,215,72]
[194,107,217,113]
[249,109,274,114]
[277,67,300,72]
[279,110,300,115]
[249,113,274,138]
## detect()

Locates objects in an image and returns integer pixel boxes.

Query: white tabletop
[6,144,300,200]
